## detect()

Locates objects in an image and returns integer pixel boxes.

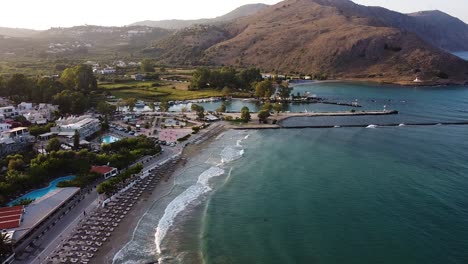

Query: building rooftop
[10,187,80,241]
[0,206,24,230]
[8,127,28,133]
[90,165,116,175]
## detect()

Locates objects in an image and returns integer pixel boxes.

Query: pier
[228,110,399,130]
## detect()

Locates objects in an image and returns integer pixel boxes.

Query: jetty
[227,110,398,130]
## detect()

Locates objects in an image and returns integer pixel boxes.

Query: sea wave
[154,166,225,254]
[220,147,245,163]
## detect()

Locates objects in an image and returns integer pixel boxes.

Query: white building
[96,68,116,75]
[23,112,48,125]
[0,123,11,132]
[0,127,34,157]
[51,115,101,138]
[0,106,18,118]
[17,102,33,112]
[37,103,59,121]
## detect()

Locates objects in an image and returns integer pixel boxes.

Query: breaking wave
[154,167,225,254]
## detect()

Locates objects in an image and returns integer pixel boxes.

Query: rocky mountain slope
[151,0,468,84]
[131,4,268,29]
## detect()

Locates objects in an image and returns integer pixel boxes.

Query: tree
[216,103,227,113]
[0,232,13,259]
[257,110,271,123]
[97,102,116,116]
[181,106,188,114]
[73,130,80,150]
[255,80,274,98]
[125,98,137,112]
[59,64,97,92]
[261,103,273,112]
[278,85,293,99]
[46,138,61,152]
[191,104,205,119]
[149,102,156,112]
[222,86,232,97]
[35,77,65,103]
[7,154,24,171]
[4,74,33,103]
[240,107,251,122]
[141,59,155,72]
[101,115,110,131]
[190,68,211,90]
[159,101,170,113]
[273,103,283,115]
[238,68,262,89]
[53,90,89,114]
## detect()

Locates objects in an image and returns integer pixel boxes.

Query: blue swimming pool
[8,175,76,206]
[102,135,120,144]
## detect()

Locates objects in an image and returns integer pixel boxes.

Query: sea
[113,81,468,264]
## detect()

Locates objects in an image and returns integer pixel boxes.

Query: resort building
[51,115,101,138]
[16,103,58,125]
[0,187,81,256]
[0,127,34,157]
[17,102,33,112]
[0,106,19,118]
[90,165,118,179]
[23,112,48,125]
[0,123,12,132]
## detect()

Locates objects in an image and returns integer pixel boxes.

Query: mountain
[408,10,468,51]
[0,27,40,38]
[131,3,269,29]
[150,0,468,85]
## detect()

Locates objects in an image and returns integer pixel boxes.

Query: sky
[0,0,466,30]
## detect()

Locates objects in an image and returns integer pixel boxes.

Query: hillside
[0,25,171,60]
[0,27,40,38]
[408,10,468,51]
[131,3,268,29]
[151,0,468,85]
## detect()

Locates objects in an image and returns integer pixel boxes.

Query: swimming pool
[8,175,76,206]
[102,135,120,144]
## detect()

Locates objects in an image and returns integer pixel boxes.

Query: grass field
[99,80,251,101]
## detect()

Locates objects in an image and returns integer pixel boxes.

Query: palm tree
[0,232,13,259]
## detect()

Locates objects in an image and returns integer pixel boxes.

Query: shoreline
[92,125,226,263]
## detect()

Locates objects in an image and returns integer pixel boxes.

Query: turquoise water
[113,83,468,264]
[8,175,76,206]
[203,127,468,264]
[102,135,120,144]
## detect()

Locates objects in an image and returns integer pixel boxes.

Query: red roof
[90,166,116,175]
[0,206,23,230]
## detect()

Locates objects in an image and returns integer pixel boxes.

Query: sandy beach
[92,127,225,263]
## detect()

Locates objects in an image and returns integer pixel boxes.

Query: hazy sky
[0,0,466,30]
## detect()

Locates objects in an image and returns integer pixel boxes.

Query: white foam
[366,124,378,128]
[398,124,406,127]
[154,167,225,254]
[244,134,250,139]
[236,139,242,147]
[220,147,244,163]
[215,133,225,140]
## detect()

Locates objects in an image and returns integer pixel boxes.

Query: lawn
[99,80,251,101]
